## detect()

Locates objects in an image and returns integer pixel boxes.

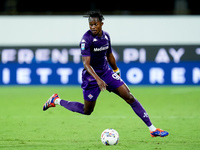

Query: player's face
[89,17,103,36]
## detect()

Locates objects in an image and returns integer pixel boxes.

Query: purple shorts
[82,69,124,101]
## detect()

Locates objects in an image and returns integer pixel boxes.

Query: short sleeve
[80,38,91,56]
[105,32,112,54]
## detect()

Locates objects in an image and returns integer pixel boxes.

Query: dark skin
[82,17,136,115]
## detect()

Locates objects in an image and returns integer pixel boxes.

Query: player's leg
[43,93,96,115]
[113,84,153,127]
[43,86,100,115]
[59,99,85,114]
[83,100,96,115]
[113,84,169,137]
[105,71,153,126]
[59,98,96,115]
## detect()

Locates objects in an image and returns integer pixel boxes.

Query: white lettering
[149,68,165,84]
[139,48,146,63]
[2,68,10,84]
[126,68,143,84]
[52,49,68,64]
[18,49,34,64]
[2,49,16,64]
[94,46,109,52]
[169,48,185,63]
[112,73,121,80]
[36,68,52,84]
[124,48,139,63]
[196,48,200,55]
[57,68,73,84]
[123,48,146,63]
[69,48,81,64]
[171,67,186,84]
[16,68,31,84]
[193,67,200,84]
[78,68,84,84]
[35,49,50,63]
[155,48,170,63]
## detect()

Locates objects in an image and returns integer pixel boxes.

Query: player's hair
[84,10,105,22]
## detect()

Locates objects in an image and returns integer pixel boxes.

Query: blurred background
[0,0,200,15]
[0,0,200,85]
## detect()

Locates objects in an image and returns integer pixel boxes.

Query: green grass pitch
[0,86,200,150]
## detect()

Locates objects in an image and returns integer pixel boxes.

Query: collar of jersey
[90,30,106,39]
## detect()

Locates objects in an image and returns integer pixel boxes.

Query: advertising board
[0,45,199,85]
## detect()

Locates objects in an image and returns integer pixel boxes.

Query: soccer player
[43,10,169,137]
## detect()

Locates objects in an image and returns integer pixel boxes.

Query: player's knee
[125,92,136,104]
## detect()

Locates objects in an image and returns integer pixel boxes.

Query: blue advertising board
[0,45,200,85]
[0,62,200,85]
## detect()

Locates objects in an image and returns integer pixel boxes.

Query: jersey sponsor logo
[81,43,85,50]
[94,45,109,52]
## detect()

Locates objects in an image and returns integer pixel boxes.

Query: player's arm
[107,52,120,76]
[82,56,107,91]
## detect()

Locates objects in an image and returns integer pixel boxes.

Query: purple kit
[80,30,124,101]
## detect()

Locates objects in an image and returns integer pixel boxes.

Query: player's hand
[97,79,108,92]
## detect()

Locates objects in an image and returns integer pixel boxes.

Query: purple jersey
[80,30,124,100]
[80,30,112,75]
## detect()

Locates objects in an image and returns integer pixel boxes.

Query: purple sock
[130,99,152,127]
[60,100,85,115]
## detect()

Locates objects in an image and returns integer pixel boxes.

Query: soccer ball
[101,128,119,145]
